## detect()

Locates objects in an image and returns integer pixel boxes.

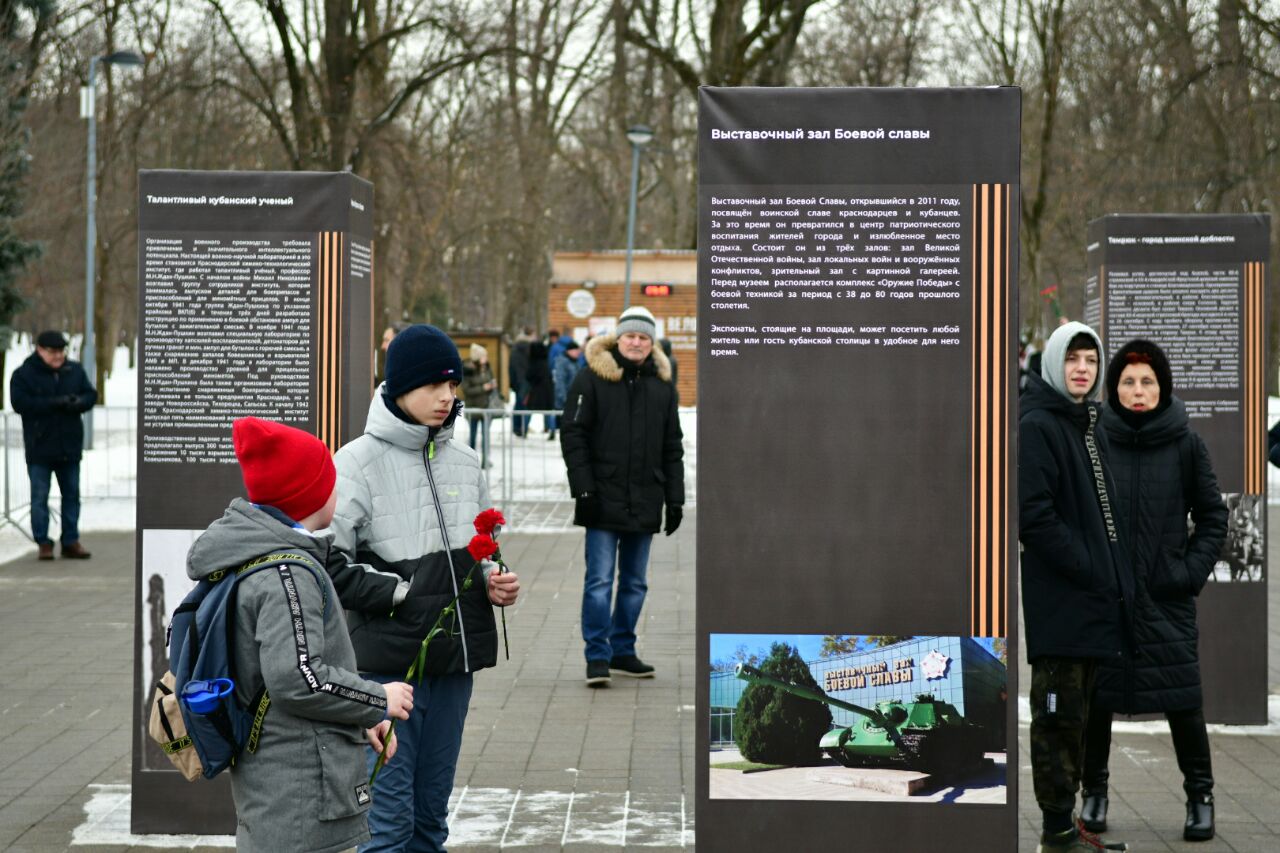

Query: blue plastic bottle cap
[182,678,234,714]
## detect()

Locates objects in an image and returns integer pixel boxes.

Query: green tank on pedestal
[734,663,985,773]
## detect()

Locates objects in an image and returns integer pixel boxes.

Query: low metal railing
[1,407,138,541]
[1,406,697,538]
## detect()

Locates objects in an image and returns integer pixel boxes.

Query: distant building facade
[548,250,698,404]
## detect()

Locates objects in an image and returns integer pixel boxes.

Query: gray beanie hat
[615,306,657,339]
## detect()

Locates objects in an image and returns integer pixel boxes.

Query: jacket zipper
[421,434,470,672]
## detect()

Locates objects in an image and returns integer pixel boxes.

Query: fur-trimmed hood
[584,333,672,383]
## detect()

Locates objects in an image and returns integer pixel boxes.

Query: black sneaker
[586,659,611,686]
[609,655,655,678]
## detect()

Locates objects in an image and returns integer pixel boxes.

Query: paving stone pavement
[0,505,1276,851]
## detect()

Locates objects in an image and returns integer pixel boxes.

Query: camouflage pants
[1030,657,1098,817]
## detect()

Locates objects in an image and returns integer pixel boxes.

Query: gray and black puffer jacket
[187,499,388,853]
[328,390,498,677]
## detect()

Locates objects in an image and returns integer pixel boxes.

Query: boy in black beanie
[327,324,521,851]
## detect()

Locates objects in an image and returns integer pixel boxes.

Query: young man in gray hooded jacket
[327,324,520,852]
[186,417,414,853]
[1020,321,1134,852]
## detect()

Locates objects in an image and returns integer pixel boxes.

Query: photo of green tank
[735,663,987,774]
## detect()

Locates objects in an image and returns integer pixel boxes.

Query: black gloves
[575,493,601,527]
[664,505,682,536]
[57,395,80,411]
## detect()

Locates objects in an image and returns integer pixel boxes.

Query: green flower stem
[369,561,479,787]
[495,554,510,661]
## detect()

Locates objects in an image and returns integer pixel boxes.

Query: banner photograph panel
[697,87,1019,851]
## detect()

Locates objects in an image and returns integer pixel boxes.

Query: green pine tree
[0,0,53,406]
[734,642,832,765]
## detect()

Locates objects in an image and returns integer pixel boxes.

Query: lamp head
[626,125,654,147]
[103,50,144,66]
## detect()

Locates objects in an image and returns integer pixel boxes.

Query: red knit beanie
[232,417,337,522]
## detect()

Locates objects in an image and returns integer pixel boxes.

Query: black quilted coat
[1019,372,1135,662]
[1092,398,1228,713]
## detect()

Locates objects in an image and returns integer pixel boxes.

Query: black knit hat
[1105,338,1173,407]
[384,324,463,398]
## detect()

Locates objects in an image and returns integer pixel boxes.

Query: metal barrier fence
[2,407,138,541]
[1,406,697,537]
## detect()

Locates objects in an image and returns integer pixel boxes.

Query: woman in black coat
[1081,339,1228,843]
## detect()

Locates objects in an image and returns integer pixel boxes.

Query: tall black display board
[131,170,374,833]
[697,89,1020,850]
[1085,213,1269,724]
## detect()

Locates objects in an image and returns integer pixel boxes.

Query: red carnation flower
[467,534,499,562]
[474,508,506,536]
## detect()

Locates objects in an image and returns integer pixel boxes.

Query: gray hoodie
[187,499,388,853]
[1040,320,1105,401]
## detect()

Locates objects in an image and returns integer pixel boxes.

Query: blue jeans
[467,415,489,467]
[581,529,652,662]
[28,461,81,546]
[361,671,473,853]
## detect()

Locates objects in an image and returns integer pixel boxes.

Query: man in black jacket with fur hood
[560,306,684,687]
[1020,320,1133,852]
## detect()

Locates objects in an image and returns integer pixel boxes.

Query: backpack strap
[213,551,330,618]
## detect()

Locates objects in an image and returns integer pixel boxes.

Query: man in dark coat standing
[1020,321,1133,852]
[9,330,97,559]
[560,306,683,687]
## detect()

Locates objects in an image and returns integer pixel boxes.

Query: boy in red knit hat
[183,417,415,852]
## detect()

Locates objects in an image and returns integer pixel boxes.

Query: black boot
[1169,708,1214,842]
[1184,793,1214,841]
[1081,791,1109,834]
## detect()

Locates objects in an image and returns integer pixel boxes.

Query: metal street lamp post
[82,50,143,448]
[622,125,654,310]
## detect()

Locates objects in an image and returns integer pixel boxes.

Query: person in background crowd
[327,324,519,852]
[1081,339,1227,843]
[658,338,678,389]
[9,330,97,560]
[461,343,498,468]
[376,322,409,388]
[560,306,684,687]
[552,339,582,417]
[524,340,555,439]
[1019,320,1132,853]
[510,326,534,437]
[544,329,564,436]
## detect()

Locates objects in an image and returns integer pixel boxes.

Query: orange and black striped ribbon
[1244,262,1266,494]
[316,232,344,454]
[971,184,1012,639]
